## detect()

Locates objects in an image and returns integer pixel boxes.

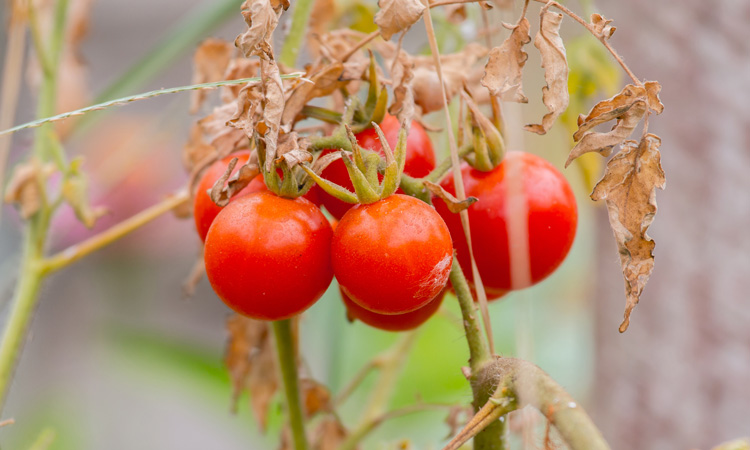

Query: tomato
[434,151,577,291]
[193,152,320,241]
[204,191,334,320]
[332,194,453,315]
[449,283,507,302]
[319,115,436,219]
[341,287,444,331]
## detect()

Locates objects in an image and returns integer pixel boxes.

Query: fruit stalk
[272,319,308,450]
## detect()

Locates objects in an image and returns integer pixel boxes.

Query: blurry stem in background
[278,0,316,67]
[0,7,28,222]
[0,0,70,412]
[272,319,308,450]
[39,191,190,275]
[339,331,419,450]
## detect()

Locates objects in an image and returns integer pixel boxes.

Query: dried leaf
[591,134,665,333]
[181,250,205,297]
[300,378,331,418]
[224,315,270,413]
[190,39,235,113]
[228,83,263,139]
[222,58,260,102]
[481,18,531,103]
[258,57,285,171]
[389,51,416,125]
[275,132,313,168]
[524,10,569,135]
[3,158,52,219]
[234,0,286,58]
[311,418,348,450]
[590,13,615,40]
[424,180,478,213]
[282,63,345,126]
[644,81,664,114]
[374,0,426,41]
[444,5,467,24]
[248,334,279,430]
[565,83,653,166]
[210,155,261,207]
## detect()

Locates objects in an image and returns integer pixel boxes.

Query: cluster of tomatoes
[193,116,578,332]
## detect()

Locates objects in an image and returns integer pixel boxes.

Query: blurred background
[0,0,748,449]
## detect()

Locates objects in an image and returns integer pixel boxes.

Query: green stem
[278,0,316,67]
[424,144,474,184]
[449,257,505,449]
[0,213,49,409]
[272,319,308,450]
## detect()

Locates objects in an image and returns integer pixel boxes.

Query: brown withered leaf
[444,5,467,24]
[300,378,331,418]
[222,59,260,102]
[181,250,205,297]
[235,0,286,57]
[389,51,416,125]
[374,0,426,41]
[258,57,285,172]
[210,154,261,207]
[565,82,660,166]
[275,132,313,168]
[249,334,279,430]
[224,315,270,413]
[4,158,53,219]
[590,13,615,40]
[61,158,107,228]
[228,83,263,140]
[190,39,235,113]
[524,10,569,135]
[311,418,348,450]
[306,0,337,56]
[183,123,217,171]
[591,134,665,333]
[424,180,478,213]
[282,63,345,127]
[481,18,531,103]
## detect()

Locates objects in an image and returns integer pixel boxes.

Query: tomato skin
[341,288,444,331]
[194,152,255,242]
[435,152,577,291]
[332,194,453,315]
[204,191,334,321]
[193,152,321,241]
[319,115,436,219]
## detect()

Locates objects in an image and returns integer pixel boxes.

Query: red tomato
[332,194,453,315]
[435,152,577,291]
[341,287,444,331]
[319,115,436,219]
[449,283,507,302]
[204,191,334,320]
[193,152,320,241]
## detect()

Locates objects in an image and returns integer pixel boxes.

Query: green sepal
[341,152,380,204]
[300,164,359,204]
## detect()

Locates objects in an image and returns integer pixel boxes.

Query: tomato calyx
[460,92,505,172]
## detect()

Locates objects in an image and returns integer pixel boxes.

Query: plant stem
[0,212,49,408]
[40,191,189,275]
[278,0,315,67]
[272,319,308,450]
[423,143,474,184]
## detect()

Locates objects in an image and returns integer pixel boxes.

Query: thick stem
[0,215,48,409]
[278,0,315,67]
[272,319,308,450]
[423,144,474,184]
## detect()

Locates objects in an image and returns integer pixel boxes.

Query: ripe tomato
[434,151,577,291]
[204,191,333,320]
[319,114,436,219]
[193,152,320,241]
[341,287,444,331]
[332,194,453,315]
[449,283,507,302]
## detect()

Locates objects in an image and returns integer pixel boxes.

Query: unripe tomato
[204,191,334,320]
[435,152,577,291]
[341,288,444,332]
[332,194,453,315]
[319,115,436,219]
[193,152,320,241]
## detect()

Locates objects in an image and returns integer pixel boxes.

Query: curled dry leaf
[374,0,426,41]
[275,132,313,169]
[312,418,348,450]
[225,315,272,415]
[590,13,616,40]
[524,10,569,135]
[258,57,285,172]
[389,51,416,125]
[235,0,286,58]
[4,158,54,219]
[281,63,346,126]
[228,83,263,140]
[565,81,664,167]
[222,58,260,102]
[591,134,665,333]
[300,378,332,418]
[190,39,235,113]
[481,18,531,103]
[424,180,478,213]
[210,154,261,207]
[61,158,107,228]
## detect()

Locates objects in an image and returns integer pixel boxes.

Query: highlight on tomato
[203,191,333,321]
[435,151,578,292]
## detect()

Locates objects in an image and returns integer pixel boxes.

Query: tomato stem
[278,0,316,68]
[272,319,309,450]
